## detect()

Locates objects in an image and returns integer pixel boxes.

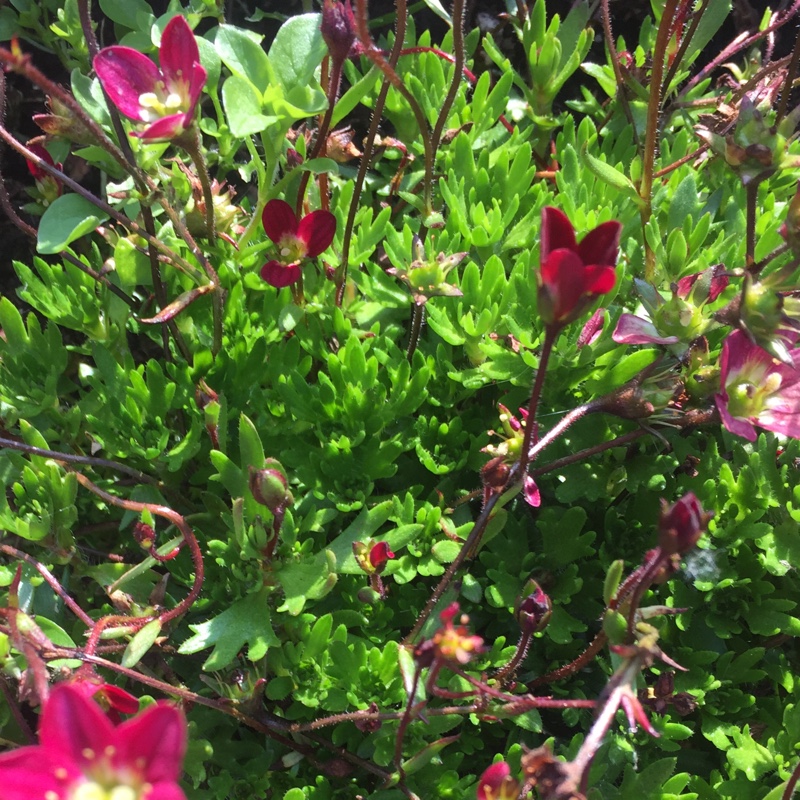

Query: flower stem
[183,126,216,243]
[518,327,556,476]
[406,302,424,361]
[640,0,680,283]
[336,0,406,304]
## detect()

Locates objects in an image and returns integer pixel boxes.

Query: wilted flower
[613,267,729,347]
[260,199,336,288]
[415,602,484,668]
[537,207,620,331]
[483,404,540,507]
[24,142,62,205]
[476,761,520,800]
[0,683,187,800]
[94,16,207,142]
[386,236,466,306]
[715,330,800,441]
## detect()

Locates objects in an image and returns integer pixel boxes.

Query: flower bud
[658,492,711,556]
[320,0,358,64]
[353,540,395,575]
[515,579,552,634]
[248,460,292,513]
[132,521,155,550]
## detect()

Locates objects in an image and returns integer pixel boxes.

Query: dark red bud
[320,0,357,64]
[132,521,155,550]
[658,492,711,556]
[515,579,552,634]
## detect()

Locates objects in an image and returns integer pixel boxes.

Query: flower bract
[260,199,336,288]
[94,16,207,142]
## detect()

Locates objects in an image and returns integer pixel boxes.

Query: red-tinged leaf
[139,284,215,324]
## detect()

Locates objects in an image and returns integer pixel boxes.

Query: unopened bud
[248,461,292,513]
[132,522,155,550]
[320,0,357,64]
[658,492,711,556]
[515,579,552,634]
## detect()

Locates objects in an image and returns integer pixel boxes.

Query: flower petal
[540,206,577,261]
[581,264,617,296]
[262,200,298,244]
[94,47,161,121]
[577,219,622,268]
[185,62,208,117]
[39,684,115,768]
[159,16,200,92]
[612,313,679,345]
[115,703,186,784]
[523,475,541,507]
[297,210,336,257]
[715,392,758,441]
[143,782,188,800]
[0,746,80,800]
[539,248,586,323]
[130,113,190,141]
[261,260,302,288]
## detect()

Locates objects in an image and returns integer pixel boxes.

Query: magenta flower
[94,16,206,142]
[715,330,800,441]
[260,199,336,288]
[537,207,621,330]
[476,761,520,800]
[25,142,62,205]
[0,683,187,800]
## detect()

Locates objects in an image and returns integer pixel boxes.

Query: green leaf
[37,195,109,254]
[215,24,273,93]
[122,619,162,668]
[268,14,326,92]
[178,588,280,670]
[580,143,646,209]
[222,74,276,136]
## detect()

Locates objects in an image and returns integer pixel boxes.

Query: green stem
[746,180,760,270]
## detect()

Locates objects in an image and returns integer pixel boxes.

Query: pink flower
[476,761,519,800]
[0,683,187,800]
[260,199,336,288]
[537,207,620,330]
[94,16,206,142]
[715,330,800,441]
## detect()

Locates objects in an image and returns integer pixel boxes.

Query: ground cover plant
[0,0,799,797]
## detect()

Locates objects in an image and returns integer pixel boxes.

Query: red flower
[260,199,336,288]
[537,207,620,330]
[94,16,206,142]
[0,683,187,800]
